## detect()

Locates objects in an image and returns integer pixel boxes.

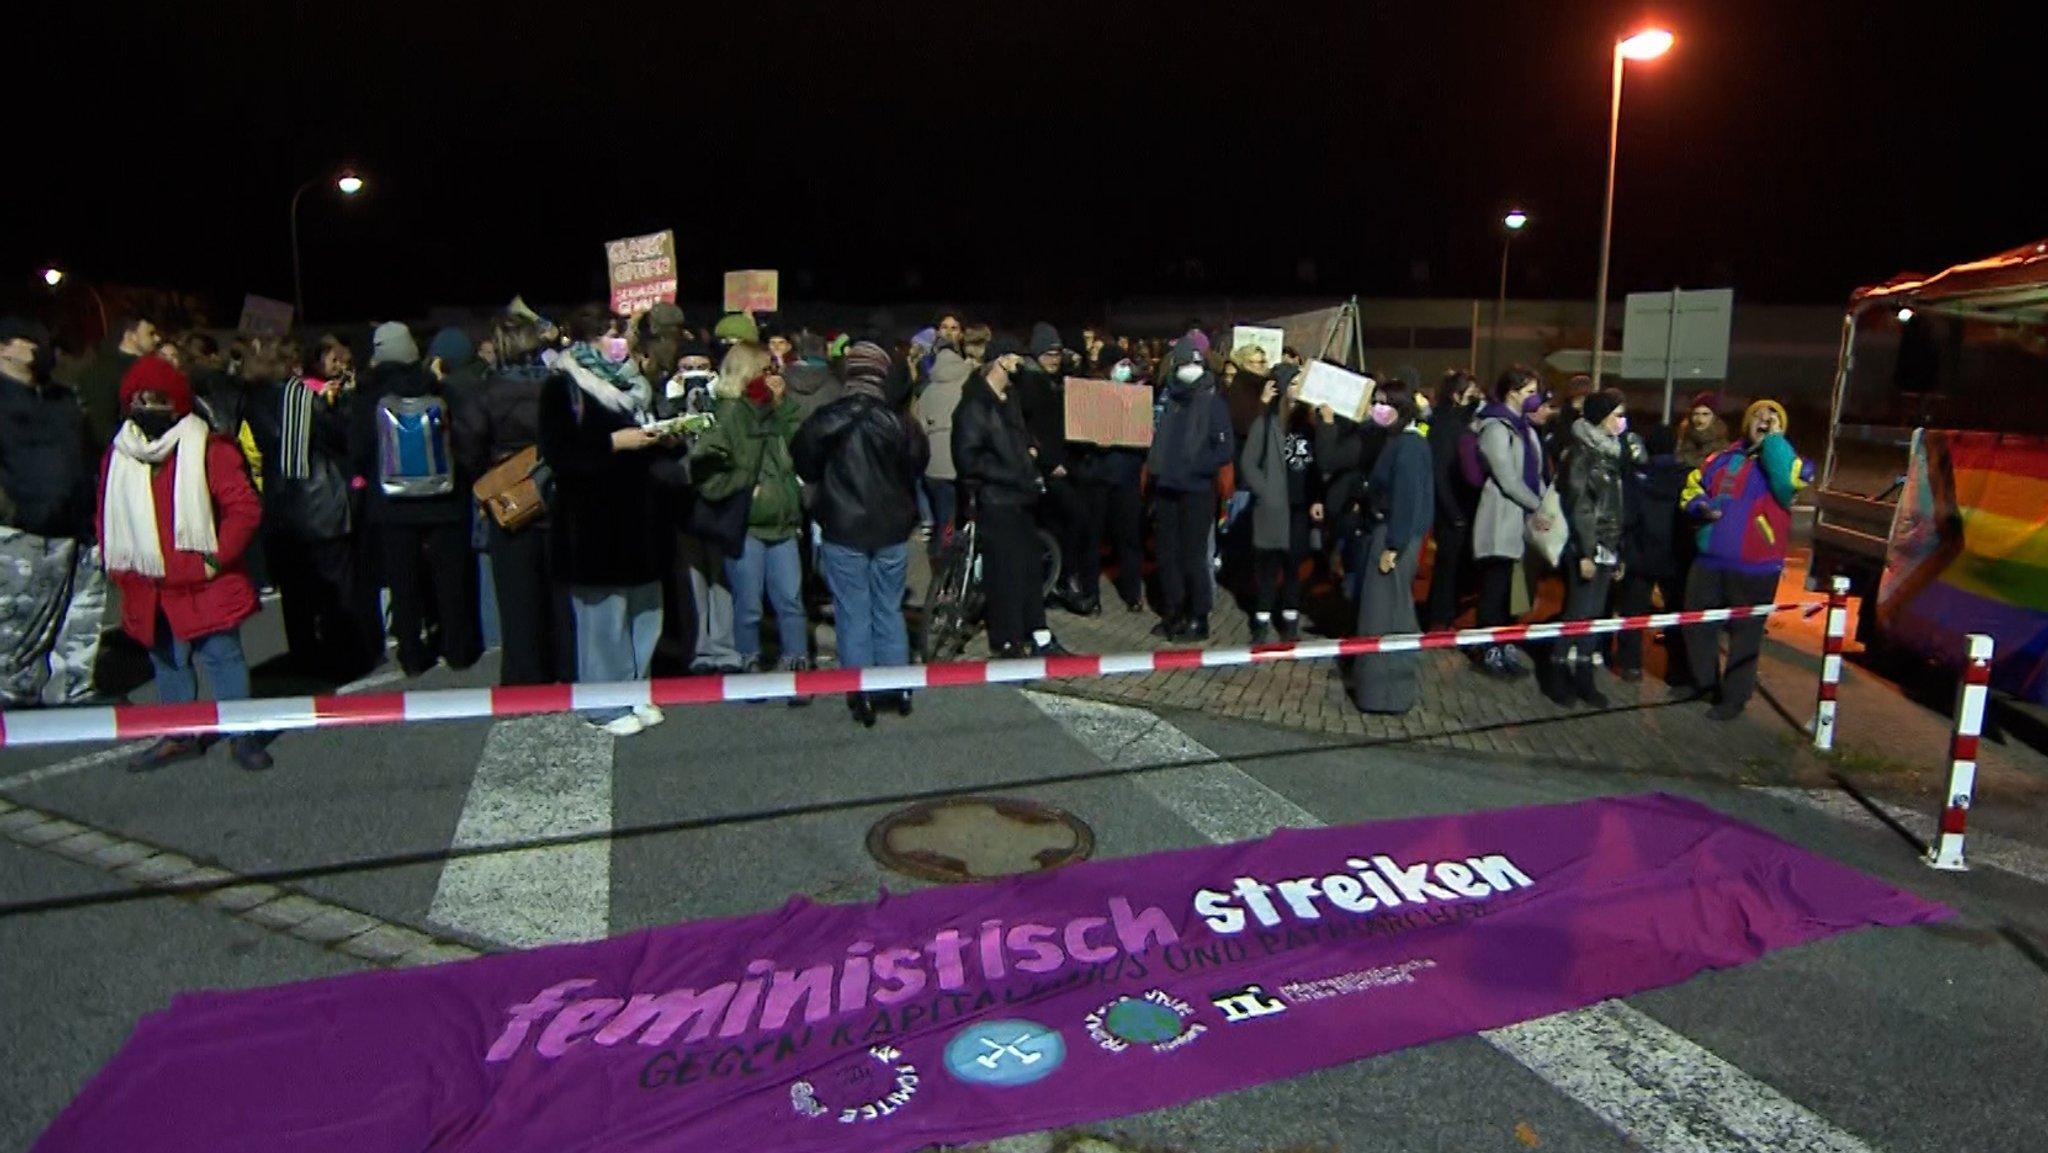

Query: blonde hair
[715,341,773,400]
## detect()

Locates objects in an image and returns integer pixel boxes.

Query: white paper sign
[1230,325,1285,369]
[1297,359,1374,421]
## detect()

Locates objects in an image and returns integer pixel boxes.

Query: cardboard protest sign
[1298,359,1374,422]
[1230,325,1285,369]
[606,231,678,316]
[1064,378,1155,448]
[723,270,780,314]
[237,294,294,339]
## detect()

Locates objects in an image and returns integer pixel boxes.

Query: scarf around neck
[1478,401,1543,493]
[103,414,218,579]
[1571,418,1623,460]
[562,344,654,421]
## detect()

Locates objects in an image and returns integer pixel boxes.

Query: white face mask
[1174,363,1205,385]
[1111,362,1135,384]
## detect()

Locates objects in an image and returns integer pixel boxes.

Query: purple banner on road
[35,794,1946,1153]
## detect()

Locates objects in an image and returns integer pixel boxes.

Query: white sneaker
[591,713,644,737]
[633,704,666,729]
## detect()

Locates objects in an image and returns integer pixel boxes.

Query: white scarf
[103,414,218,579]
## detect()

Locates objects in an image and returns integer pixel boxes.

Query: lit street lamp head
[1619,29,1675,60]
[336,171,364,195]
[41,268,64,287]
[1504,210,1529,231]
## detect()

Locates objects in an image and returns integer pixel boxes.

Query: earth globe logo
[1104,997,1185,1045]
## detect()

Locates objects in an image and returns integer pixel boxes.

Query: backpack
[376,394,455,498]
[1457,423,1487,490]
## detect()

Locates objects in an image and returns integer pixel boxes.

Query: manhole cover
[867,798,1094,884]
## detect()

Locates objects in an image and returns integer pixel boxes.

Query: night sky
[7,0,2026,326]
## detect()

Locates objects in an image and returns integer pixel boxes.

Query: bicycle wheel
[922,534,976,663]
[1037,529,1062,598]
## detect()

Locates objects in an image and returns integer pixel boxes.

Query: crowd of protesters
[0,299,1813,768]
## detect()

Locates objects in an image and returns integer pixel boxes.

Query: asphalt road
[2,606,2045,1153]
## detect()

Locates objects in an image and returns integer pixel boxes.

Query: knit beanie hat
[713,312,760,345]
[1271,362,1302,391]
[119,355,194,416]
[1028,322,1063,357]
[427,327,475,369]
[1743,399,1790,436]
[646,302,687,333]
[984,334,1027,363]
[843,341,893,386]
[371,322,420,366]
[1582,388,1624,426]
[1689,390,1719,413]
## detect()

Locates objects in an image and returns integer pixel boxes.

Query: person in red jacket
[99,356,274,772]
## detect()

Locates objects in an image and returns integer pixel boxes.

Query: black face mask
[131,410,179,440]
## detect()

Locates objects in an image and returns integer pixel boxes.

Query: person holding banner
[1069,343,1149,615]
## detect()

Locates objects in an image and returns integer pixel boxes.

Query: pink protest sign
[33,794,1945,1153]
[606,230,678,316]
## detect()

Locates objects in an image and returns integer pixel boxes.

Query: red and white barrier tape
[1810,576,1851,752]
[1927,633,1994,872]
[0,602,1808,750]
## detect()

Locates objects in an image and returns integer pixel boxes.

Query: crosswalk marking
[426,713,614,948]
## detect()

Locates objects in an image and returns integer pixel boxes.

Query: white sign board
[1621,288,1734,382]
[1297,359,1374,422]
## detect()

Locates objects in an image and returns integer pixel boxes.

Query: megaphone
[507,295,542,322]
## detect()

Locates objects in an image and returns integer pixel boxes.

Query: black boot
[1277,613,1302,643]
[1540,658,1577,706]
[1249,616,1274,644]
[1574,660,1610,709]
[891,690,914,717]
[848,692,877,728]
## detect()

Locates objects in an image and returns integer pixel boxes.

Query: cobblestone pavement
[908,548,2048,819]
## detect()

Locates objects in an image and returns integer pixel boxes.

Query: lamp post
[1588,28,1674,387]
[1487,209,1529,384]
[39,267,109,342]
[290,168,365,326]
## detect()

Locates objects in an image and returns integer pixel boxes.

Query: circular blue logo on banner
[943,1019,1066,1087]
[1104,998,1186,1045]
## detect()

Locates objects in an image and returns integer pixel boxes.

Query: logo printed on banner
[943,1020,1066,1087]
[1278,959,1437,1004]
[1210,984,1288,1023]
[788,1045,920,1125]
[1086,989,1207,1055]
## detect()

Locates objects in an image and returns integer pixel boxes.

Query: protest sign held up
[723,270,780,314]
[606,231,678,316]
[1064,378,1155,447]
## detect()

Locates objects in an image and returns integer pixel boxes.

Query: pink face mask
[1369,402,1398,427]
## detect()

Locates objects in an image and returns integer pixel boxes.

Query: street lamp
[39,267,109,339]
[1488,209,1530,383]
[291,167,366,326]
[1588,28,1674,387]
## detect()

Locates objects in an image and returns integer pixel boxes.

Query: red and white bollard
[1926,633,1994,872]
[1811,576,1850,752]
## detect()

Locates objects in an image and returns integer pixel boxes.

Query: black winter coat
[791,392,931,552]
[537,373,666,588]
[1013,368,1069,474]
[950,373,1041,509]
[0,374,97,540]
[1623,453,1692,578]
[240,378,355,543]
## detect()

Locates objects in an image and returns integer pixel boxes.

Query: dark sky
[7,0,2027,325]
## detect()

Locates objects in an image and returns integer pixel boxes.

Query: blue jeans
[820,541,909,671]
[915,479,934,527]
[726,536,807,665]
[149,619,250,705]
[477,552,502,651]
[570,582,662,723]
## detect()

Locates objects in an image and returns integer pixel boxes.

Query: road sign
[1622,287,1735,421]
